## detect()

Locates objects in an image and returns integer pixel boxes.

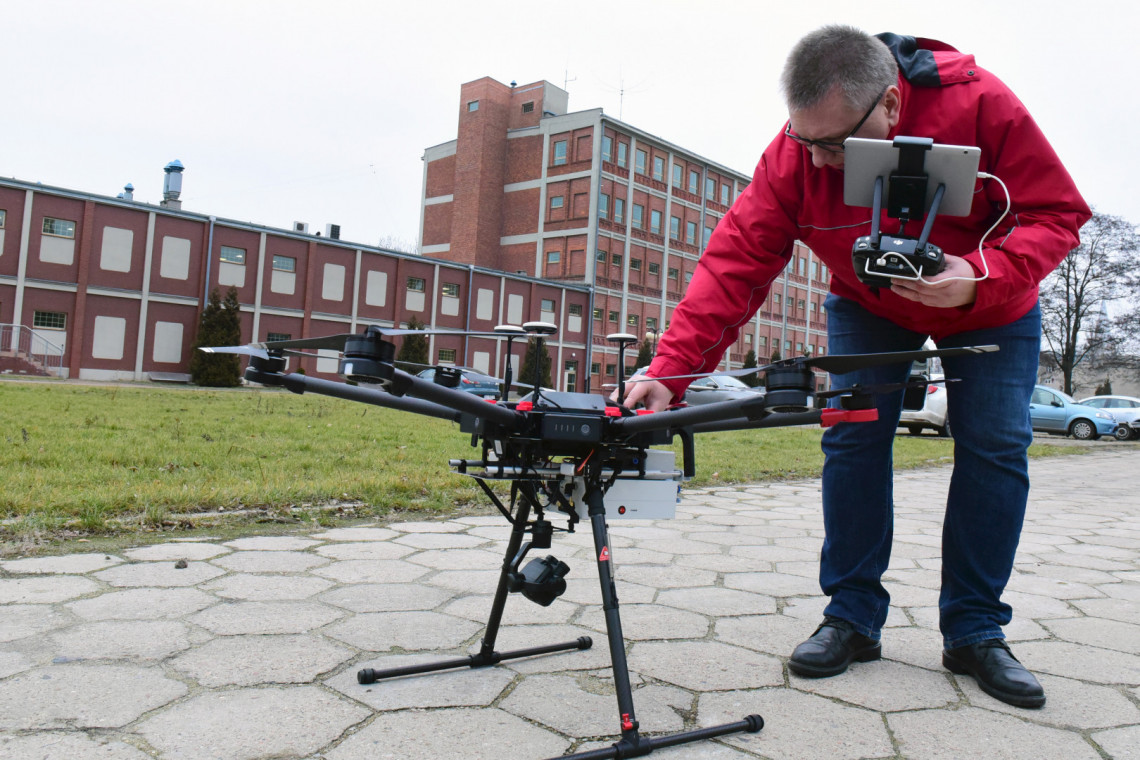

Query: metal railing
[0,323,65,377]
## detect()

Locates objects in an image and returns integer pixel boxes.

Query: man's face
[786,84,899,170]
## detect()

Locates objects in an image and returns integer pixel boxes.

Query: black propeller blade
[803,345,998,375]
[816,377,959,400]
[627,345,999,383]
[261,325,530,353]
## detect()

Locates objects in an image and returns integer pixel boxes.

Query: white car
[899,374,950,437]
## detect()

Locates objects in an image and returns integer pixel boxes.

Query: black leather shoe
[788,616,881,678]
[943,639,1046,708]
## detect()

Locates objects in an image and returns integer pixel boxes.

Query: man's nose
[810,145,844,169]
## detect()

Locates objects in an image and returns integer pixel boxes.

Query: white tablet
[843,137,981,218]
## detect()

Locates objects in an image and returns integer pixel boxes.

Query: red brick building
[0,177,591,386]
[421,78,831,391]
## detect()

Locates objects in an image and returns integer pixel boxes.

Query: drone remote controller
[852,234,945,289]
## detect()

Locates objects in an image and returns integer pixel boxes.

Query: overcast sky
[4,0,1134,249]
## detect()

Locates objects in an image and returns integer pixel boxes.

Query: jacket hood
[876,33,957,87]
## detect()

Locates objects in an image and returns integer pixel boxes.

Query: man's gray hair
[780,25,898,112]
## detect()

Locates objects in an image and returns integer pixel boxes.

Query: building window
[606,363,616,375]
[652,156,665,181]
[611,253,623,267]
[798,256,807,276]
[541,298,556,312]
[266,332,291,342]
[668,267,679,280]
[669,215,680,240]
[591,362,601,375]
[33,310,66,330]
[686,221,697,245]
[648,262,660,276]
[550,195,564,209]
[42,217,76,239]
[522,101,534,113]
[602,136,613,162]
[704,225,714,246]
[467,100,479,112]
[773,293,782,306]
[685,270,694,283]
[689,170,699,195]
[608,311,619,323]
[706,177,716,201]
[630,258,642,272]
[744,333,752,344]
[220,245,246,264]
[810,260,818,280]
[553,140,568,166]
[599,192,609,219]
[596,250,607,263]
[617,142,628,168]
[0,209,6,227]
[567,304,582,318]
[759,335,767,347]
[650,209,662,235]
[672,164,683,188]
[810,300,818,312]
[441,282,460,297]
[632,204,644,229]
[627,314,639,327]
[406,276,426,292]
[271,255,295,272]
[721,184,730,205]
[546,251,560,264]
[635,149,647,175]
[438,348,457,364]
[593,307,603,321]
[614,198,625,223]
[798,299,806,311]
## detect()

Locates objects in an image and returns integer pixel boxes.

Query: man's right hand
[612,377,674,412]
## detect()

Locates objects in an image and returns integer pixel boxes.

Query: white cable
[872,171,1009,286]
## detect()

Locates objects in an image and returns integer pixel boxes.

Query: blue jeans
[819,295,1041,649]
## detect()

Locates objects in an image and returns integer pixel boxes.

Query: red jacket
[649,35,1091,398]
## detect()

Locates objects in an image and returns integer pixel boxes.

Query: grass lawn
[0,379,1081,551]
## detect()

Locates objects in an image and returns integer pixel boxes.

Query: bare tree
[377,235,419,255]
[1039,211,1140,394]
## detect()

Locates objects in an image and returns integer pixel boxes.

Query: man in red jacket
[619,26,1090,708]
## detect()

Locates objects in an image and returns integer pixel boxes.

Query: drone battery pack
[566,449,681,521]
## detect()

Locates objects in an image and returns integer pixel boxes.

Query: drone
[203,324,997,760]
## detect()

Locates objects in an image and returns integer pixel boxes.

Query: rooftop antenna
[564,68,576,91]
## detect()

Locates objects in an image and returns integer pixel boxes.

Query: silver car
[682,374,766,406]
[1077,395,1140,440]
[899,373,950,437]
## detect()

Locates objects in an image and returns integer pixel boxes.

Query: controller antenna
[494,325,527,401]
[523,322,557,404]
[607,333,639,405]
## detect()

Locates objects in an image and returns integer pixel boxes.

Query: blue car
[1029,385,1118,440]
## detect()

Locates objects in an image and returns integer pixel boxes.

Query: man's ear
[884,85,902,129]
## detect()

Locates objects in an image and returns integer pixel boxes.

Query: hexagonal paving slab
[0,663,187,729]
[629,640,783,691]
[170,634,354,687]
[188,600,345,635]
[65,587,215,620]
[138,686,369,760]
[327,653,517,709]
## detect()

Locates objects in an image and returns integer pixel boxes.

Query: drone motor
[339,327,398,387]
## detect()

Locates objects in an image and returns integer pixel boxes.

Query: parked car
[899,373,950,437]
[1029,385,1118,440]
[1076,395,1140,440]
[416,366,501,399]
[682,374,766,406]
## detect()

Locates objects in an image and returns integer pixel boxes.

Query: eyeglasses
[784,86,887,155]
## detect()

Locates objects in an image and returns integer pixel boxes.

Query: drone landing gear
[357,493,591,685]
[554,483,763,760]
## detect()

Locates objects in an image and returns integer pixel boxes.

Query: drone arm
[396,369,523,430]
[279,373,463,423]
[609,396,772,436]
[686,409,824,434]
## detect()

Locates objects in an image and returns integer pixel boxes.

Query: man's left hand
[890,254,977,308]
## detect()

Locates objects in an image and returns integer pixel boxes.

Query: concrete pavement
[1,449,1138,759]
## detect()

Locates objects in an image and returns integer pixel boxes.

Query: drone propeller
[628,345,999,383]
[258,324,532,354]
[199,345,271,360]
[816,376,959,400]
